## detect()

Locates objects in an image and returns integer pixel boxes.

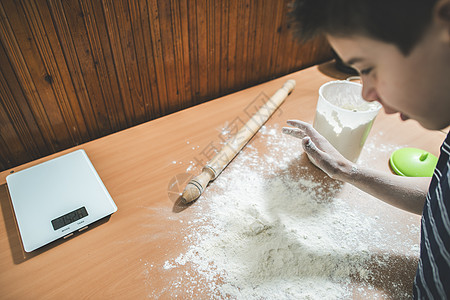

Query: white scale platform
[6,150,117,252]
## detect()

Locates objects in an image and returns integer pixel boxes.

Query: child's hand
[282,119,355,181]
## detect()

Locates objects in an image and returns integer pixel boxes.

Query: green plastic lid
[389,147,438,177]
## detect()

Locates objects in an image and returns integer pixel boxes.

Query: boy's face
[327,27,450,130]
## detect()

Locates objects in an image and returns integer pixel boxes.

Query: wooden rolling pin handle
[181,167,215,203]
[282,79,296,94]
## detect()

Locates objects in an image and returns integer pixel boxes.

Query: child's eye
[360,67,373,75]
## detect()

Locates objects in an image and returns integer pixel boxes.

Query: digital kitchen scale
[6,149,117,252]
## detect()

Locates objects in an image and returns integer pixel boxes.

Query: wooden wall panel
[0,0,332,171]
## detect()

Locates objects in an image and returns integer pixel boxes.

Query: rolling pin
[181,79,296,203]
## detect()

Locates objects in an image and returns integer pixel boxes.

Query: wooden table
[0,63,446,299]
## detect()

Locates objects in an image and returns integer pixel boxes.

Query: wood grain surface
[0,0,332,171]
[0,63,446,299]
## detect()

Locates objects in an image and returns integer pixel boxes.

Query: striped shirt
[413,132,450,299]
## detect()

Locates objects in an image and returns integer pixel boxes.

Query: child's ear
[435,0,450,44]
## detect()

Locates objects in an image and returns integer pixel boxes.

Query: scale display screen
[51,207,88,230]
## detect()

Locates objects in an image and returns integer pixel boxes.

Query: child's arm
[282,119,431,215]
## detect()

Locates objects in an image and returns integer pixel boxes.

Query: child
[282,0,450,298]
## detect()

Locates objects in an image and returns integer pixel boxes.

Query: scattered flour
[154,125,420,299]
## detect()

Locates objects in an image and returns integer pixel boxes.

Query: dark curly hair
[289,0,437,55]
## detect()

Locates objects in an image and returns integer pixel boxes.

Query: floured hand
[282,119,355,181]
[282,119,428,214]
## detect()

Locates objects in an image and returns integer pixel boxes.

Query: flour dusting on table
[150,125,420,299]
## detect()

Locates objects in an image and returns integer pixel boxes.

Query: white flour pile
[152,125,420,299]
